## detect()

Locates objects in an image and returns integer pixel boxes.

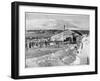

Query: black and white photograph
[11,2,97,79]
[25,13,90,68]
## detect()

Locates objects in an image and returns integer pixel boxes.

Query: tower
[64,25,66,31]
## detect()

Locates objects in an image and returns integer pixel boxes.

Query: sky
[26,12,89,30]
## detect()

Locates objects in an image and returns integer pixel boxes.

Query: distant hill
[72,30,89,35]
[26,30,89,38]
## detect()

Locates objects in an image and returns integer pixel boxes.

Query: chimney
[64,25,65,30]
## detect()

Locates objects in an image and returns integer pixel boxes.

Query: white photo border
[19,5,96,76]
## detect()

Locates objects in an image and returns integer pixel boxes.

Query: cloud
[26,13,89,30]
[26,19,60,30]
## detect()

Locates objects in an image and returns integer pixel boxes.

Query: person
[72,33,77,43]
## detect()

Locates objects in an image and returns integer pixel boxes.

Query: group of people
[25,31,87,51]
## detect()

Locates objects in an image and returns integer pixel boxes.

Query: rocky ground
[25,35,89,68]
